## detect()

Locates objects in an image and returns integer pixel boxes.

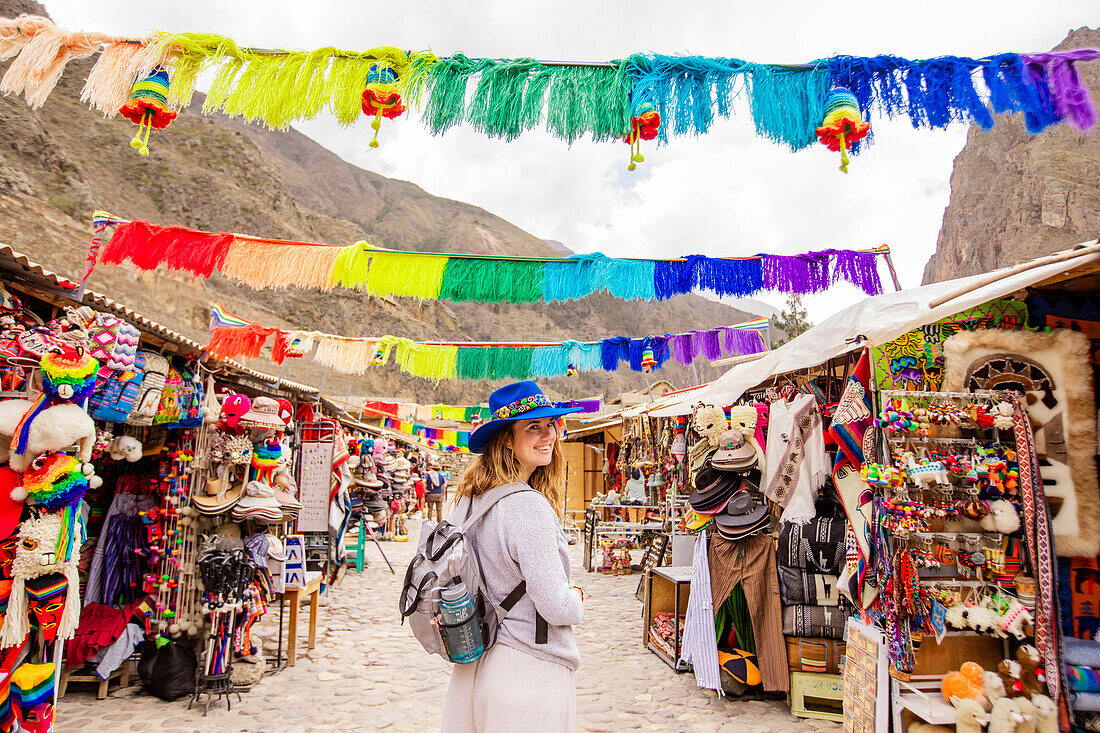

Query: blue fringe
[624,54,750,143]
[654,257,699,300]
[627,336,673,372]
[569,342,604,373]
[543,254,656,302]
[747,64,832,150]
[530,344,572,378]
[827,53,1062,135]
[600,337,631,371]
[695,258,764,297]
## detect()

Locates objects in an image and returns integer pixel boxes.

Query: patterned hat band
[491,393,551,420]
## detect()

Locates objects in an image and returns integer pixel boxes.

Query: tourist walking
[441,381,585,733]
[424,462,447,522]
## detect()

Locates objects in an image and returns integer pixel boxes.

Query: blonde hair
[455,422,565,520]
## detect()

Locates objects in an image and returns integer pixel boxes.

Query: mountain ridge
[0,0,756,404]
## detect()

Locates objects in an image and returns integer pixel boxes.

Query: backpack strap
[495,580,549,646]
[459,484,536,531]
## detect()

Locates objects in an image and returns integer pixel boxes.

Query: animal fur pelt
[0,403,95,472]
[944,329,1098,557]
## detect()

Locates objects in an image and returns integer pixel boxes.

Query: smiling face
[505,418,558,481]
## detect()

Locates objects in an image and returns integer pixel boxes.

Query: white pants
[441,643,576,733]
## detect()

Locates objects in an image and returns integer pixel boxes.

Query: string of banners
[365,399,598,422]
[380,416,471,452]
[83,213,892,301]
[0,15,1096,171]
[207,305,770,382]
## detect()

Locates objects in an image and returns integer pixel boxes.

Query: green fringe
[153,34,435,129]
[439,258,545,303]
[423,55,632,142]
[456,346,534,381]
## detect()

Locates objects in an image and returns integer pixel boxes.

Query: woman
[424,462,447,522]
[442,381,585,733]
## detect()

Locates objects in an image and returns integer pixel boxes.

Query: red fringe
[207,325,277,361]
[270,330,293,365]
[101,220,233,277]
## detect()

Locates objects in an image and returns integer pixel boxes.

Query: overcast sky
[45,1,1097,322]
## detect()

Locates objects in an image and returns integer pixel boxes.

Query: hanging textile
[680,531,721,694]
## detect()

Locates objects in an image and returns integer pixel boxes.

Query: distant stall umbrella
[815,85,870,173]
[361,65,407,148]
[118,68,177,156]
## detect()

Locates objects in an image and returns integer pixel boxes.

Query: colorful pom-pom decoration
[119,67,177,156]
[641,346,657,373]
[815,85,870,173]
[566,363,578,377]
[361,65,407,149]
[623,98,660,171]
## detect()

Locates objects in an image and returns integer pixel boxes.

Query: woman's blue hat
[468,381,582,454]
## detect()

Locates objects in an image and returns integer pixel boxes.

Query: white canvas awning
[649,241,1100,416]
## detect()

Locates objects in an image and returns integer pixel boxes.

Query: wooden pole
[928,241,1100,310]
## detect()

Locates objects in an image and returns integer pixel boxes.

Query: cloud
[44,0,1096,324]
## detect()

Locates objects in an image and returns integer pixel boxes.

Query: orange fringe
[221,239,341,289]
[82,39,170,115]
[0,15,115,108]
[207,324,277,361]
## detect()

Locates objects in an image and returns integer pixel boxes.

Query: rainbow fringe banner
[89,214,888,301]
[363,401,491,423]
[381,416,470,451]
[206,305,769,382]
[0,15,1095,150]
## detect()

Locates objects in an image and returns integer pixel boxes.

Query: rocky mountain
[0,0,756,405]
[922,27,1100,284]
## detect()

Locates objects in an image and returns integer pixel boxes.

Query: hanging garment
[764,394,828,525]
[679,531,721,694]
[84,492,156,606]
[708,534,787,692]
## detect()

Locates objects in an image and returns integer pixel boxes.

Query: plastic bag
[138,638,196,701]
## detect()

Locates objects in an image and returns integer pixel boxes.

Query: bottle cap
[440,582,467,602]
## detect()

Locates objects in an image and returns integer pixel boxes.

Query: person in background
[424,462,447,522]
[413,469,426,516]
[623,467,648,524]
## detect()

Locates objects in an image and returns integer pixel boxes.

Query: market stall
[631,242,1100,732]
[0,245,341,720]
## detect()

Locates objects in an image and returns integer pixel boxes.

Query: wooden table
[276,575,322,667]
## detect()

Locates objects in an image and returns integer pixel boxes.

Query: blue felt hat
[468,381,582,454]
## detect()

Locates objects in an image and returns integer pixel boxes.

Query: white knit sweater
[462,485,584,670]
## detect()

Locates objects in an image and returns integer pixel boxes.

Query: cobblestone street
[63,520,840,732]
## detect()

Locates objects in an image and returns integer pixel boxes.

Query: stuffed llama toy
[980,499,1021,534]
[1014,696,1036,733]
[1030,693,1056,733]
[692,404,728,449]
[948,697,990,733]
[999,601,1034,641]
[988,697,1025,733]
[0,512,81,648]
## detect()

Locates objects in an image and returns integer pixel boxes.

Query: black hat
[690,463,742,511]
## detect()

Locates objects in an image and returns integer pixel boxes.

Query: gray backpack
[399,485,548,662]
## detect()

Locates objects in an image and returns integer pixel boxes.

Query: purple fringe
[1022,49,1100,133]
[762,253,831,294]
[723,328,767,355]
[671,333,695,365]
[559,398,601,413]
[818,249,884,295]
[693,329,723,361]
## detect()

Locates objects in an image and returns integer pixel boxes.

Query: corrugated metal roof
[0,244,318,397]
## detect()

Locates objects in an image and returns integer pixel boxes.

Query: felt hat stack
[231,481,284,524]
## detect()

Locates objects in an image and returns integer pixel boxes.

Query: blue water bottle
[439,581,485,664]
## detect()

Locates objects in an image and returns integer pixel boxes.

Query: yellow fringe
[393,342,457,382]
[329,242,447,299]
[222,239,341,289]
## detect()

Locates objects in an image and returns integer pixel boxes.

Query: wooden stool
[275,574,322,667]
[59,660,131,700]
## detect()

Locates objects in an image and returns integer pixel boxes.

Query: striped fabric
[680,531,721,694]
